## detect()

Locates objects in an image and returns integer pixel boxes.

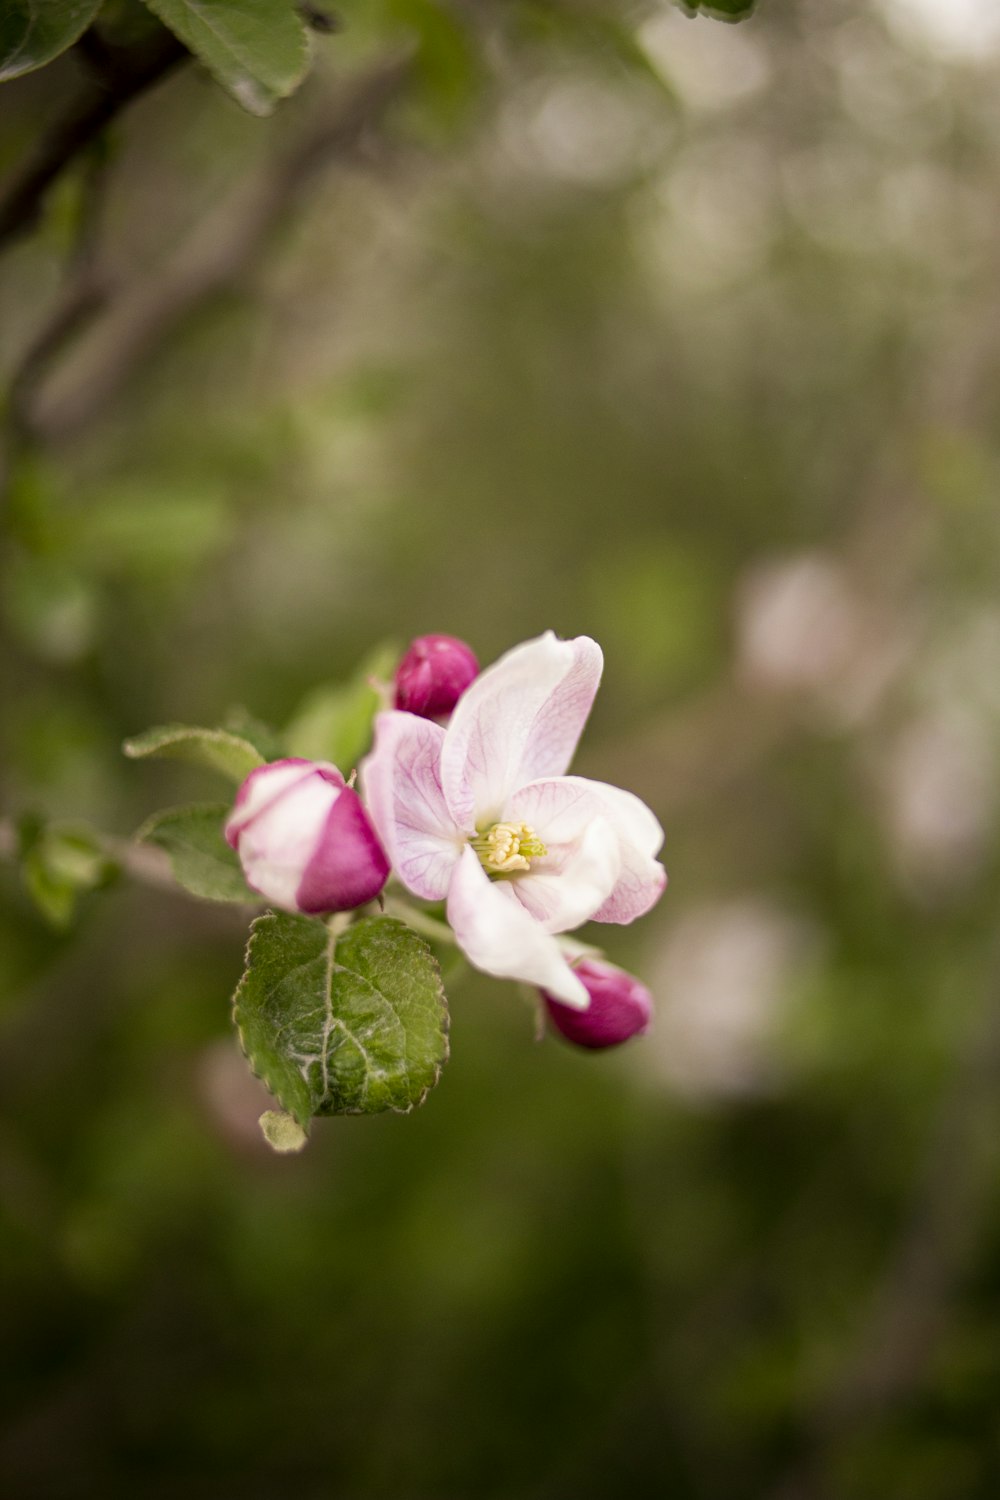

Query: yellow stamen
[471,821,548,875]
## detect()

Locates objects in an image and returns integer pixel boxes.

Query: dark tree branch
[27,51,414,443]
[0,27,187,256]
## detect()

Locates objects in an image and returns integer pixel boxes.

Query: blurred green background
[4,1,1000,1495]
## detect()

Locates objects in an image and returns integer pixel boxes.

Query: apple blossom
[395,633,479,718]
[225,758,389,914]
[542,959,652,1049]
[363,632,666,1009]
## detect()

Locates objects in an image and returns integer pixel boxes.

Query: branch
[26,50,414,443]
[0,27,187,256]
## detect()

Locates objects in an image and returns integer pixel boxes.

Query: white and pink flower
[542,959,652,1049]
[395,633,479,719]
[226,758,389,915]
[363,632,666,1008]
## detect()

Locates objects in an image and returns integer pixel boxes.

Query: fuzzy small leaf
[285,642,397,772]
[139,0,311,115]
[0,0,103,82]
[123,724,264,783]
[259,1110,307,1152]
[19,820,115,927]
[234,913,449,1125]
[137,803,253,902]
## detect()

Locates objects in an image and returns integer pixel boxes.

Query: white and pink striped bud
[225,758,389,915]
[542,960,652,1050]
[394,634,479,719]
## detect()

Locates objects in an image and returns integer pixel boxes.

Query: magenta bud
[542,960,652,1050]
[225,758,389,914]
[394,634,479,719]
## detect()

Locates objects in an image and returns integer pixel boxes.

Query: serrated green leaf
[137,803,254,902]
[139,0,311,115]
[0,0,103,82]
[285,642,398,772]
[234,913,449,1124]
[123,724,265,783]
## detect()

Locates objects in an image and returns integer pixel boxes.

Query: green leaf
[136,803,254,903]
[678,0,756,19]
[19,819,116,928]
[0,0,103,82]
[234,913,449,1125]
[285,642,397,772]
[123,724,265,783]
[139,0,311,115]
[222,706,286,762]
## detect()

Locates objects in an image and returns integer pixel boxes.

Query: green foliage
[139,0,311,115]
[19,818,116,927]
[284,642,398,772]
[234,912,449,1126]
[136,803,253,902]
[678,0,757,18]
[0,0,102,81]
[123,724,265,783]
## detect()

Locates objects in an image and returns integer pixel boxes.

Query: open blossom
[543,959,652,1049]
[226,758,389,914]
[363,632,666,1008]
[395,633,479,719]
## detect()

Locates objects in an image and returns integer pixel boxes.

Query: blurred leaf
[285,642,398,772]
[222,707,286,762]
[19,819,115,928]
[69,484,230,580]
[123,724,265,782]
[0,0,102,81]
[4,553,99,663]
[678,0,756,18]
[139,0,311,115]
[137,803,254,903]
[234,913,449,1126]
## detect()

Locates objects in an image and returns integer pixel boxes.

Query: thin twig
[28,50,414,443]
[0,27,187,255]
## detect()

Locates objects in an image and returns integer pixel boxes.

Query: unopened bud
[225,758,389,914]
[543,959,652,1050]
[394,634,479,719]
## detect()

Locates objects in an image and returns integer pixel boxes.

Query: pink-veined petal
[235,773,339,909]
[554,775,666,923]
[225,758,341,847]
[505,778,622,932]
[295,787,389,914]
[440,632,603,828]
[362,711,462,900]
[446,846,590,1008]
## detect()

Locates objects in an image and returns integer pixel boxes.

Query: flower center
[471,821,548,875]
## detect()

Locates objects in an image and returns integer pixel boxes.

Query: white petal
[440,633,603,828]
[554,776,666,924]
[238,775,338,910]
[362,711,462,901]
[446,846,590,1008]
[505,779,622,932]
[225,759,319,845]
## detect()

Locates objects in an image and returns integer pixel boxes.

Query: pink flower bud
[394,634,479,719]
[542,959,652,1050]
[225,758,389,914]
